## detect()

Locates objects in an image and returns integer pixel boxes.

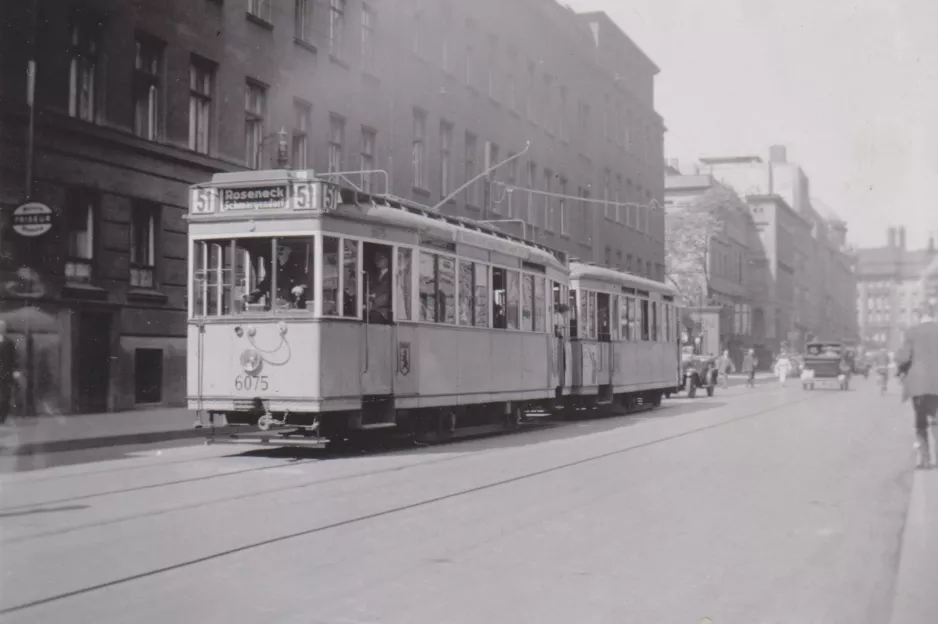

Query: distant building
[855,227,938,351]
[696,146,858,349]
[1,0,665,414]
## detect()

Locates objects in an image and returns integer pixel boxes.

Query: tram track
[0,390,824,617]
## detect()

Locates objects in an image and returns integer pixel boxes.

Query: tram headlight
[247,326,256,337]
[278,321,288,335]
[240,349,262,374]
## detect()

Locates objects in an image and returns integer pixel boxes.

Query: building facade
[0,0,665,414]
[664,170,756,366]
[856,227,938,352]
[696,146,858,350]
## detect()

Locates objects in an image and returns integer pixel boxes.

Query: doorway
[74,311,111,413]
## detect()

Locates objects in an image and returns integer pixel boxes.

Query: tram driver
[244,242,311,309]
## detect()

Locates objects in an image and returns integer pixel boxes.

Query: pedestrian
[775,352,792,387]
[0,320,22,425]
[896,306,938,469]
[716,350,736,389]
[742,348,758,388]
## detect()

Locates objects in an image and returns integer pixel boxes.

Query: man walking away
[742,349,758,388]
[717,350,736,389]
[0,320,21,425]
[896,307,938,469]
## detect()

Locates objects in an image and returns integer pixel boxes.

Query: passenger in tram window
[366,248,392,323]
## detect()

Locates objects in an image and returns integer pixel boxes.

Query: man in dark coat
[896,308,938,469]
[245,243,310,308]
[0,320,21,424]
[367,251,392,323]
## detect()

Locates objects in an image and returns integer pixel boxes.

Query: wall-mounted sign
[12,202,53,237]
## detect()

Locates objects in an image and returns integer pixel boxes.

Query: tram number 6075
[235,375,269,392]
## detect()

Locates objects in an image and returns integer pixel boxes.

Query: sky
[565,0,938,249]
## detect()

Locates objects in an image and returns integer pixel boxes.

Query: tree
[665,182,745,307]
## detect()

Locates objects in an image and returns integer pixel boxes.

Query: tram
[186,169,682,446]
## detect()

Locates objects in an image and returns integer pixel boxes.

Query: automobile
[678,352,718,398]
[802,341,852,391]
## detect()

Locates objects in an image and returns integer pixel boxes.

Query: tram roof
[193,169,568,267]
[569,261,679,297]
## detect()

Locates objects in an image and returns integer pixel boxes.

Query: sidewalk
[888,467,938,623]
[0,407,230,456]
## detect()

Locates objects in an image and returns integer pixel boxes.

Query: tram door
[361,243,395,395]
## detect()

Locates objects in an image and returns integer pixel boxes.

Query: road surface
[0,380,919,623]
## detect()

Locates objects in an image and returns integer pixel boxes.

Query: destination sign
[189,180,342,215]
[221,185,289,211]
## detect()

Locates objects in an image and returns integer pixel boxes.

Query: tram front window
[193,237,315,315]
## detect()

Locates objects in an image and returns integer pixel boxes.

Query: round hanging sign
[12,202,53,237]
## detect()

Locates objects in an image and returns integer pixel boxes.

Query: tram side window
[363,243,392,323]
[439,255,456,324]
[651,301,658,342]
[419,252,437,322]
[578,290,588,339]
[343,239,359,318]
[611,295,619,341]
[492,268,507,329]
[619,296,630,341]
[506,270,520,330]
[322,237,340,315]
[587,291,597,339]
[458,260,474,326]
[522,274,535,331]
[474,264,489,328]
[396,247,413,321]
[641,299,650,341]
[597,292,611,342]
[534,277,546,332]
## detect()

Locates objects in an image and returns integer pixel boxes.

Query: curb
[0,426,236,457]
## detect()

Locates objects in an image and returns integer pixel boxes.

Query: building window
[248,0,271,21]
[65,189,96,283]
[527,162,537,228]
[464,132,478,207]
[328,114,345,173]
[188,58,213,154]
[329,0,346,60]
[292,99,311,169]
[295,0,312,41]
[133,35,163,141]
[361,4,375,73]
[68,15,102,122]
[440,121,453,197]
[615,174,624,223]
[134,348,163,404]
[361,128,376,193]
[582,187,593,244]
[130,201,159,289]
[412,109,427,189]
[244,81,266,169]
[559,177,568,236]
